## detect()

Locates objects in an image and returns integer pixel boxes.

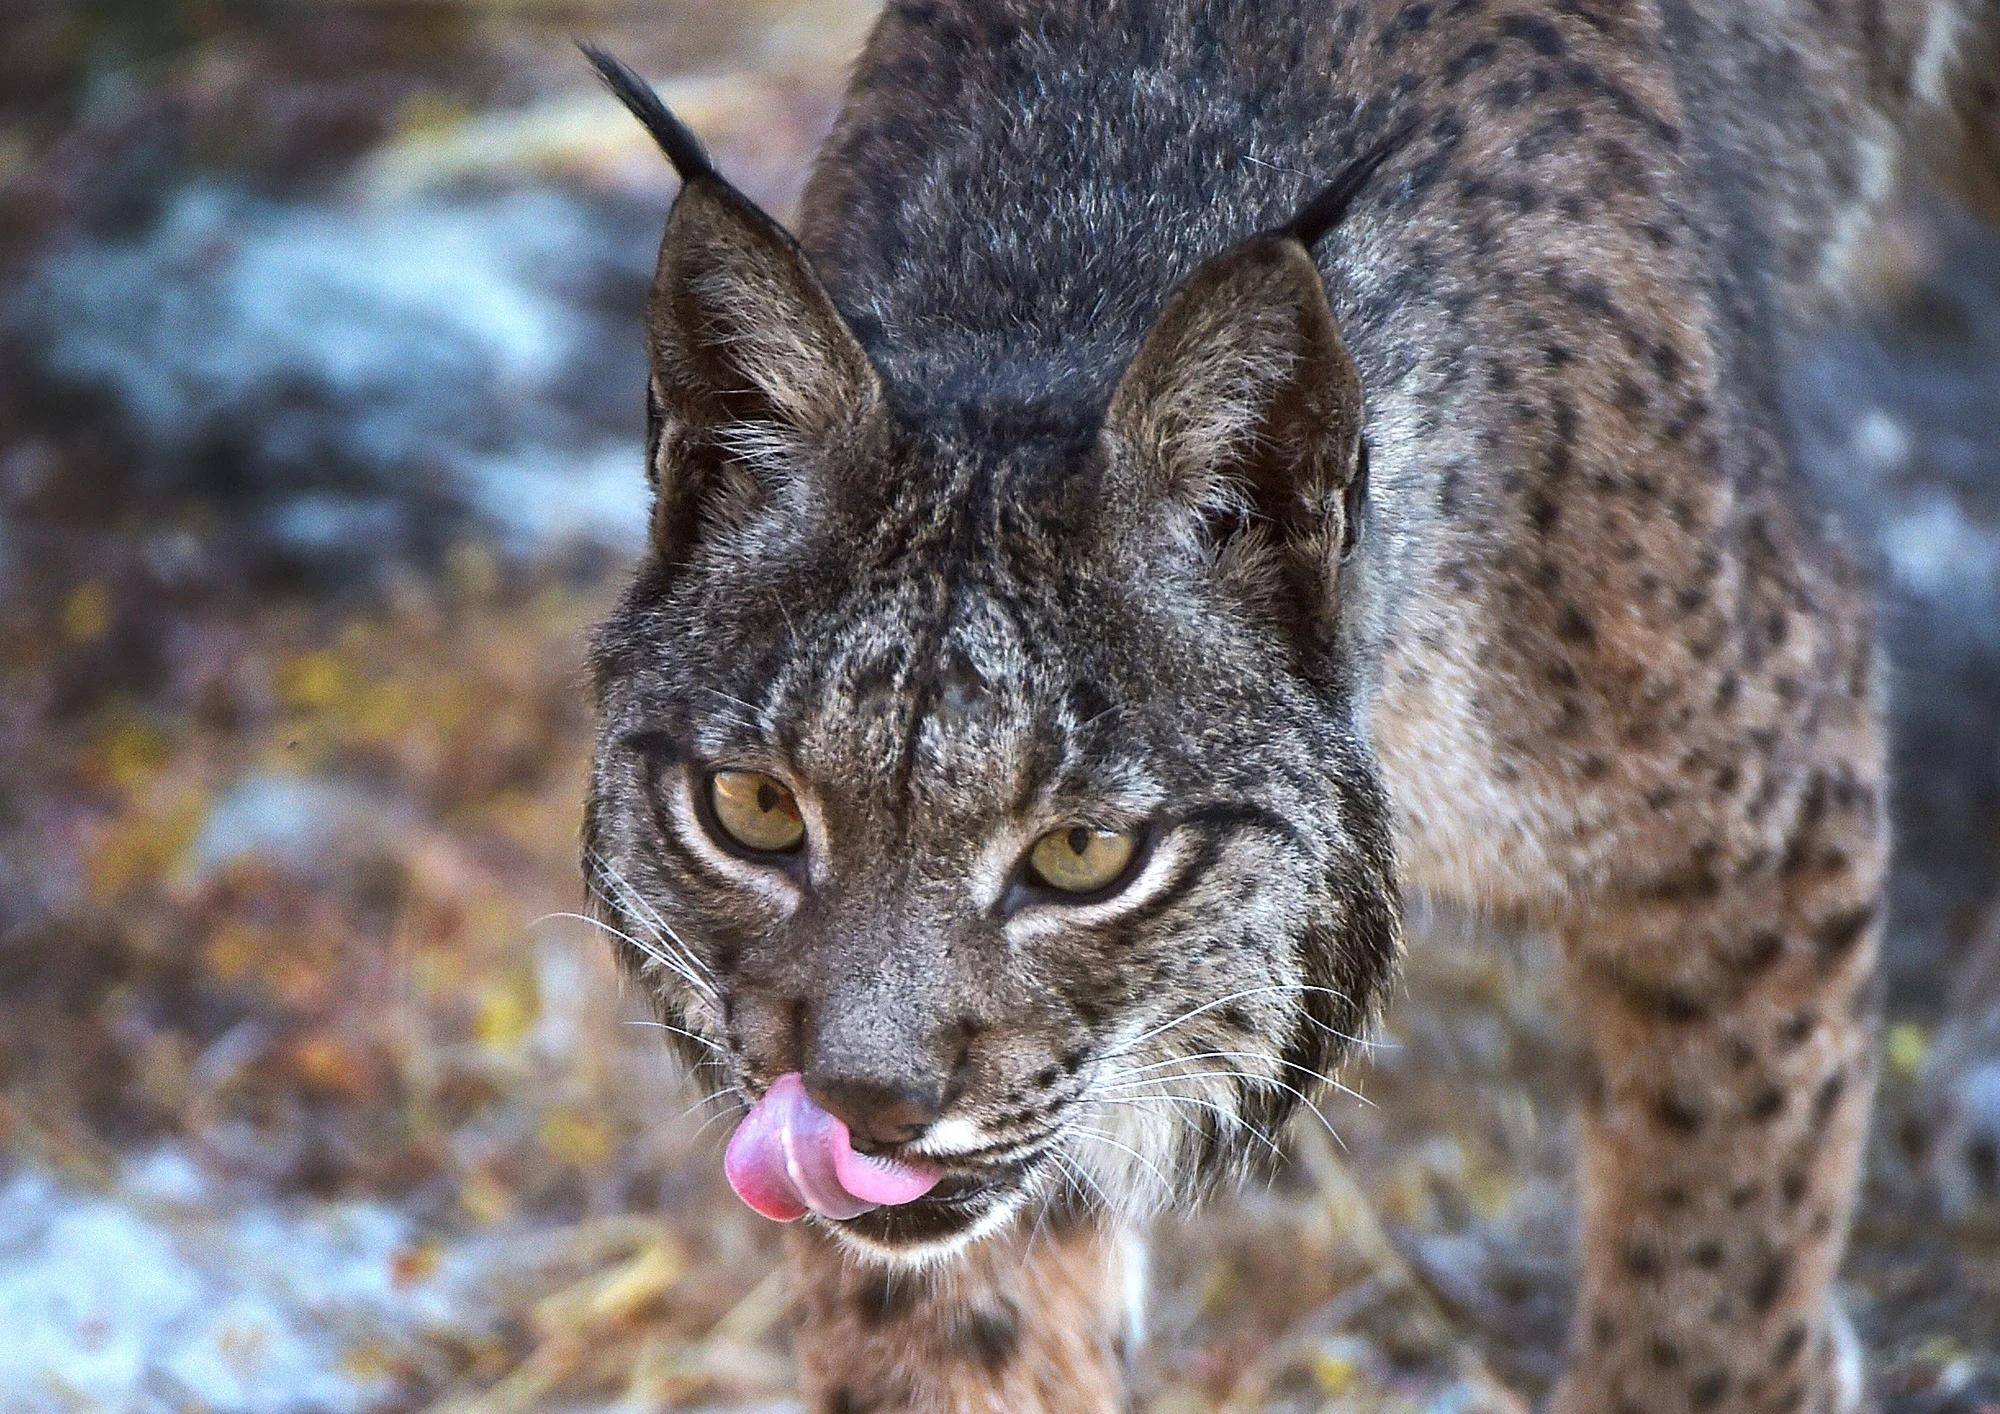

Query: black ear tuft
[1280,125,1408,249]
[579,42,718,184]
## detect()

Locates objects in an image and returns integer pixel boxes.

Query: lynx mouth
[723,1072,942,1222]
[717,1070,1058,1257]
[832,1160,1038,1252]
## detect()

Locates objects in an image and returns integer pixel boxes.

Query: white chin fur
[820,1185,1030,1269]
[909,1116,987,1161]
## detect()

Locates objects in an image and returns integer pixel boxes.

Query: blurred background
[0,2,1996,1409]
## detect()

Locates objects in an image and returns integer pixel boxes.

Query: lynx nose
[804,1072,942,1150]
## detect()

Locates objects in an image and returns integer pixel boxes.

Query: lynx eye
[1027,825,1138,895]
[707,769,805,854]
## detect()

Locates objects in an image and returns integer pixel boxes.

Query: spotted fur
[584,1,1995,1407]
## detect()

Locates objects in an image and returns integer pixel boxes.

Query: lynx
[581,2,1999,1408]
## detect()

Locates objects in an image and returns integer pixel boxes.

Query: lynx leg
[1554,766,1884,1414]
[787,1209,1135,1413]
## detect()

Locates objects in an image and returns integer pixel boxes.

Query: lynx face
[582,60,1400,1258]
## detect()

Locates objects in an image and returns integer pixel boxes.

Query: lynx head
[581,48,1400,1260]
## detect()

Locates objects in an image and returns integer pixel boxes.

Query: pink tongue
[723,1072,942,1222]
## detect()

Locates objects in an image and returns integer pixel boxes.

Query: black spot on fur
[1378,2,1434,51]
[1746,1087,1785,1124]
[1814,905,1876,961]
[1655,1092,1707,1135]
[1689,1372,1731,1410]
[1499,13,1568,57]
[854,1273,913,1326]
[1736,936,1784,980]
[1747,1254,1788,1313]
[1556,604,1597,645]
[1607,965,1706,1023]
[961,1304,1021,1372]
[1624,1243,1664,1279]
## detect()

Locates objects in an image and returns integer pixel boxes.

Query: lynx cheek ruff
[723,1073,941,1222]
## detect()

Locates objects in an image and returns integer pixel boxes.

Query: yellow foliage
[460,1166,515,1226]
[1377,1166,1430,1228]
[133,1030,193,1116]
[585,1243,684,1324]
[1886,1022,1930,1082]
[61,581,110,642]
[202,920,270,986]
[1197,1260,1240,1316]
[394,90,472,143]
[447,542,500,600]
[342,1340,401,1382]
[540,1109,613,1169]
[92,717,171,793]
[277,650,350,713]
[1915,1333,1969,1365]
[411,941,471,997]
[88,787,204,899]
[476,971,540,1051]
[1310,1337,1366,1396]
[1465,1167,1516,1220]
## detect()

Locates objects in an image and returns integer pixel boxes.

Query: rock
[189,773,407,883]
[0,1151,498,1411]
[3,180,659,581]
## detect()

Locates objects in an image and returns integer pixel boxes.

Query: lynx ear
[1106,141,1396,637]
[1110,233,1362,521]
[1107,234,1365,627]
[585,45,879,558]
[646,181,880,455]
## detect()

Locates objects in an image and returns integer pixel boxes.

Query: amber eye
[1026,825,1138,895]
[707,769,805,853]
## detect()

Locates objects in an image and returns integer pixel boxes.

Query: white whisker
[1048,1146,1116,1212]
[540,908,717,1001]
[1093,1092,1287,1164]
[1106,982,1382,1060]
[1070,1122,1178,1198]
[686,1097,747,1145]
[581,853,721,1000]
[587,850,701,959]
[1101,1066,1353,1151]
[1109,1047,1372,1107]
[623,1018,728,1057]
[675,1086,740,1124]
